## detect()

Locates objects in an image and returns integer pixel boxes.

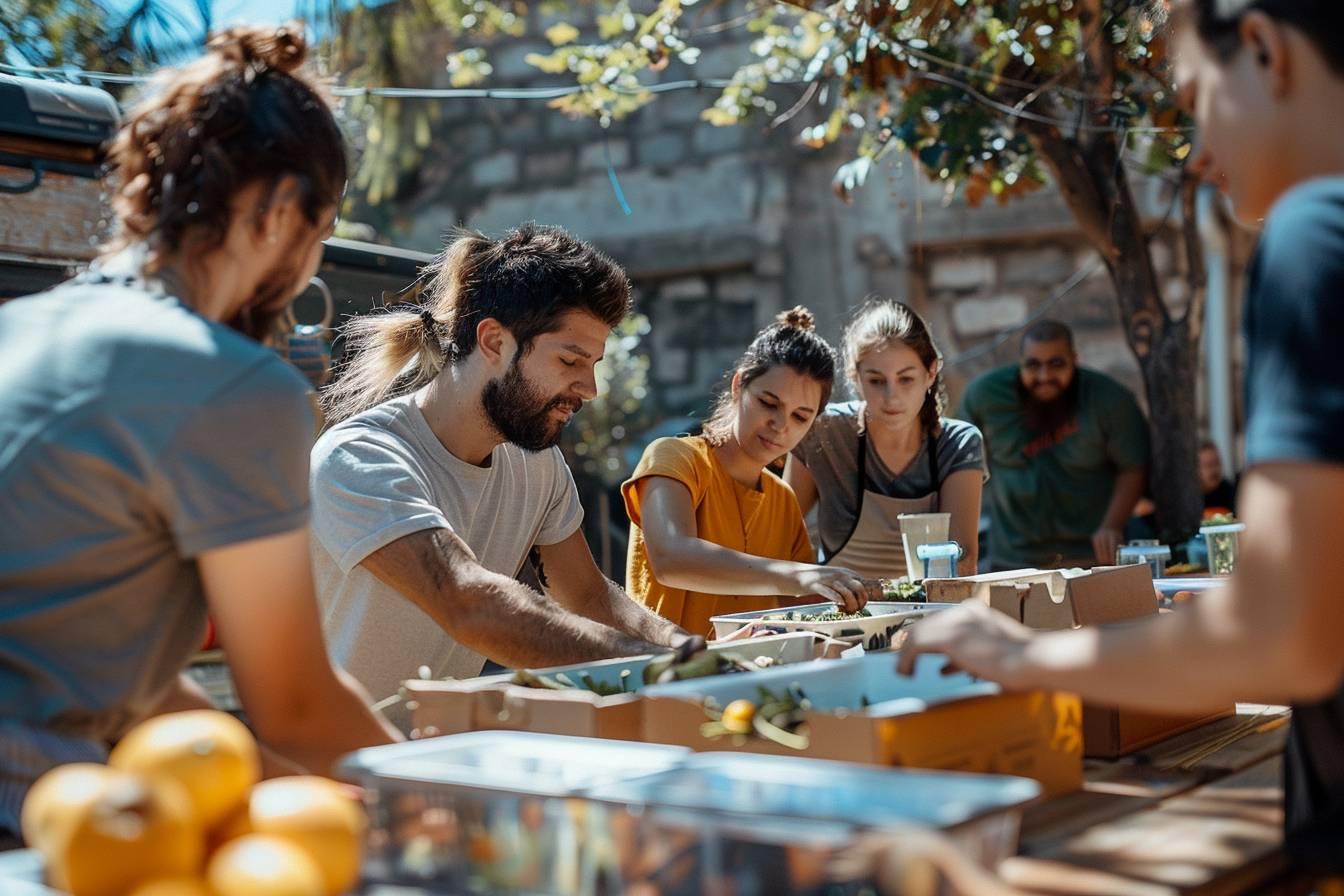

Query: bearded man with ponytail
[0,26,402,837]
[311,224,698,722]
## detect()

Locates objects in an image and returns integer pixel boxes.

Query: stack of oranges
[20,710,365,896]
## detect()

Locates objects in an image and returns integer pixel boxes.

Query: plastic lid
[338,731,689,795]
[916,541,962,559]
[1119,544,1171,560]
[586,753,1040,830]
[1200,522,1247,535]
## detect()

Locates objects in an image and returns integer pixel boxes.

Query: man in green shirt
[960,320,1149,569]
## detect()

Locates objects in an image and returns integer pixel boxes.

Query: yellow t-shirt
[621,436,816,639]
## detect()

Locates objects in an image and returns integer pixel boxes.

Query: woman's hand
[779,565,881,613]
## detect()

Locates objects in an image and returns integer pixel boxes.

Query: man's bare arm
[1093,466,1147,564]
[361,527,665,668]
[533,528,693,648]
[901,463,1344,713]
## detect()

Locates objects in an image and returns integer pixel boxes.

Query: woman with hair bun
[0,25,399,836]
[622,307,881,638]
[786,299,986,578]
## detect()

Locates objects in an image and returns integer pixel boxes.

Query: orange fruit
[721,699,756,735]
[23,764,202,896]
[248,776,366,896]
[207,833,325,896]
[20,763,110,853]
[109,710,260,830]
[207,801,254,853]
[127,877,213,896]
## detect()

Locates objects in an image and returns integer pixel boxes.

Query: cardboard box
[928,565,1232,758]
[641,652,1083,798]
[406,632,828,742]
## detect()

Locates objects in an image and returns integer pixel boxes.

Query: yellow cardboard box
[641,652,1083,798]
[927,565,1231,758]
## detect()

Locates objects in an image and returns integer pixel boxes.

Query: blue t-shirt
[0,251,315,832]
[1242,176,1344,870]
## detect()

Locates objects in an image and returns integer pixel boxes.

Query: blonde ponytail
[322,229,492,422]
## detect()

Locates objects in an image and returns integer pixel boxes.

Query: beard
[1016,374,1081,437]
[226,234,309,346]
[481,356,583,452]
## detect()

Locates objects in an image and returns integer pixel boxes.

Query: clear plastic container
[1199,522,1247,575]
[899,512,952,581]
[585,754,1039,894]
[1115,542,1171,580]
[338,731,690,894]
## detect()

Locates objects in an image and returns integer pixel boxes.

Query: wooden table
[1003,705,1312,895]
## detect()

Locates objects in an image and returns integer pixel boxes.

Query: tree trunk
[1024,125,1206,544]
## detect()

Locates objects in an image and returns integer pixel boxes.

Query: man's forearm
[443,572,664,667]
[1010,585,1303,713]
[1103,467,1147,529]
[151,673,379,779]
[258,666,403,778]
[590,580,689,647]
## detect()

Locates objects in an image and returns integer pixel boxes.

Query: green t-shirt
[959,366,1149,569]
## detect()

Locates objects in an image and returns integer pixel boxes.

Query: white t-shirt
[310,393,583,708]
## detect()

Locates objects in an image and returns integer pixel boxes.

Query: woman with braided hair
[0,25,400,837]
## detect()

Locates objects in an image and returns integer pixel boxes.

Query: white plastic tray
[709,600,959,649]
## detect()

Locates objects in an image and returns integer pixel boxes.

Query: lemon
[109,710,260,830]
[249,776,366,896]
[24,765,202,896]
[208,833,326,896]
[126,877,213,896]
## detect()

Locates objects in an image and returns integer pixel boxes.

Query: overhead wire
[0,15,1192,138]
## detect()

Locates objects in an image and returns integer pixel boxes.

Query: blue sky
[98,0,360,50]
[89,0,367,65]
[101,0,311,27]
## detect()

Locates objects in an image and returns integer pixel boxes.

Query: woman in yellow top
[622,308,881,638]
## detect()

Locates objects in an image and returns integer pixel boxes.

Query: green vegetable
[880,579,927,601]
[701,685,812,749]
[762,607,873,623]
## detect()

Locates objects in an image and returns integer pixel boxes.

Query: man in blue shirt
[902,0,1344,875]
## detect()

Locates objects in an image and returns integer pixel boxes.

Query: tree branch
[1180,172,1208,344]
[1077,0,1117,107]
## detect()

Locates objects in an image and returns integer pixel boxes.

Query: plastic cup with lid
[1199,521,1247,576]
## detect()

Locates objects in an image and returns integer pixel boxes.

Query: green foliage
[329,0,527,205]
[0,0,199,73]
[332,0,1187,212]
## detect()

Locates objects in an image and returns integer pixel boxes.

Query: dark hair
[1179,1,1344,75]
[842,299,946,434]
[1021,319,1076,352]
[702,307,837,446]
[325,222,631,421]
[106,24,346,274]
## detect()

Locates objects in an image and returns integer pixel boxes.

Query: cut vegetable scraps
[508,650,775,695]
[762,608,873,623]
[701,684,812,750]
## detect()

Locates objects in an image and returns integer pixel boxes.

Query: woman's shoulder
[643,434,712,460]
[937,417,984,445]
[935,418,987,465]
[811,401,863,436]
[630,435,715,480]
